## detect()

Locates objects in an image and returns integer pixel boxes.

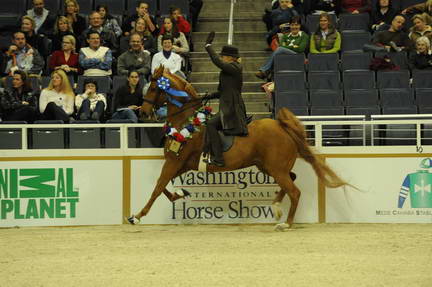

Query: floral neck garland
[163,106,213,143]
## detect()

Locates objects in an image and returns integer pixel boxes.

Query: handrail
[227,0,236,45]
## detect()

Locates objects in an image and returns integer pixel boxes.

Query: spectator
[49,35,79,77]
[4,32,44,76]
[97,4,122,38]
[310,12,341,53]
[81,12,118,53]
[50,16,77,52]
[0,70,38,123]
[122,1,157,36]
[169,7,191,35]
[409,36,432,69]
[157,17,190,57]
[189,0,203,31]
[20,16,45,56]
[75,78,106,121]
[402,0,432,21]
[39,69,75,122]
[120,17,156,54]
[25,0,56,36]
[117,33,151,79]
[372,15,412,52]
[267,0,299,43]
[79,31,113,76]
[409,14,432,43]
[339,0,371,14]
[371,0,398,32]
[256,16,309,79]
[152,36,185,79]
[311,0,339,14]
[111,70,144,123]
[64,0,87,37]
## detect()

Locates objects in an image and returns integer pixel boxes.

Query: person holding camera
[203,32,248,167]
[256,16,309,79]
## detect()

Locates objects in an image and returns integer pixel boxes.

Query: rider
[203,31,248,167]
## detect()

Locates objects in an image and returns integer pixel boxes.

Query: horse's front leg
[133,161,183,222]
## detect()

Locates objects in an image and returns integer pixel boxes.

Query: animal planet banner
[130,159,319,224]
[326,157,432,223]
[0,161,123,227]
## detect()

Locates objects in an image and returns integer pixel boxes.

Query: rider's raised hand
[205,31,215,46]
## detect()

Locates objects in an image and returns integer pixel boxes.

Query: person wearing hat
[203,31,248,167]
[75,78,107,121]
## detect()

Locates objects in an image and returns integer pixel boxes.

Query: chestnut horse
[131,66,349,230]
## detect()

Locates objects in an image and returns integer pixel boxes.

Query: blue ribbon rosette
[157,77,190,107]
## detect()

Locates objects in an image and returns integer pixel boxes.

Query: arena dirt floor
[1,223,431,287]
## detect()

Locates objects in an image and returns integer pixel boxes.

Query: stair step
[190,71,265,82]
[192,82,264,93]
[190,51,272,59]
[197,19,267,32]
[193,31,266,42]
[193,41,269,52]
[190,57,267,72]
[208,101,271,113]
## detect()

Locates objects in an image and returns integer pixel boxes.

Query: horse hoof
[126,215,140,225]
[274,223,291,232]
[271,202,283,221]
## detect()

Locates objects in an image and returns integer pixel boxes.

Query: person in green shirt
[256,16,309,79]
[309,12,341,53]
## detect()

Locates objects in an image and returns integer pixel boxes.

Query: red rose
[173,132,186,142]
[193,117,201,126]
[204,106,212,113]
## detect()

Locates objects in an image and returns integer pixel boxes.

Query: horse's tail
[276,108,348,188]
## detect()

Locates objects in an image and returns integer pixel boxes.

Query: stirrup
[126,215,140,225]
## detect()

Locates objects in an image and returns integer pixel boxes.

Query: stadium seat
[412,70,432,89]
[338,13,370,31]
[285,106,309,116]
[341,51,372,71]
[94,0,126,16]
[346,105,381,117]
[377,106,418,146]
[308,71,340,90]
[0,121,26,149]
[31,120,66,149]
[75,0,94,14]
[310,89,343,106]
[376,70,410,89]
[400,0,425,10]
[160,0,190,18]
[305,14,337,33]
[310,106,344,116]
[343,70,375,90]
[127,0,157,16]
[27,0,62,14]
[105,120,138,148]
[274,71,306,91]
[344,89,379,106]
[274,53,306,72]
[69,124,103,149]
[375,51,409,70]
[307,53,339,71]
[275,90,309,108]
[419,106,432,114]
[341,31,371,52]
[0,0,25,15]
[310,106,347,146]
[380,88,415,107]
[77,76,111,94]
[382,105,418,114]
[415,89,432,106]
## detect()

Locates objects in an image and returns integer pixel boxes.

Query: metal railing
[227,0,237,45]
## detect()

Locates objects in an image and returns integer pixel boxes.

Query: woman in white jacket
[39,69,75,123]
[75,78,107,121]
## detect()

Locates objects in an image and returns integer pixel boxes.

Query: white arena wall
[1,121,432,227]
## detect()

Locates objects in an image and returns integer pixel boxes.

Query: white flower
[180,128,191,138]
[197,113,206,123]
[168,128,178,136]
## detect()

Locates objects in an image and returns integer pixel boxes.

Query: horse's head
[141,65,198,121]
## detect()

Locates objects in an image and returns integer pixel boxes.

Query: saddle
[218,115,253,152]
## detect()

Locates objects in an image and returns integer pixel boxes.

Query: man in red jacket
[170,7,191,35]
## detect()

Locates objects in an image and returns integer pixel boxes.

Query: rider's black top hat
[220,45,240,58]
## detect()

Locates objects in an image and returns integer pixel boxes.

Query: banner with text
[326,157,432,223]
[131,159,318,224]
[0,161,123,227]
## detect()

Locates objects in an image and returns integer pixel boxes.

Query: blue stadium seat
[285,106,309,116]
[307,53,339,71]
[274,71,306,91]
[377,70,410,89]
[412,70,432,89]
[344,89,379,106]
[308,71,340,90]
[382,105,418,114]
[415,89,432,106]
[338,13,370,31]
[375,51,409,70]
[31,120,66,149]
[310,106,344,116]
[343,70,375,90]
[341,31,371,52]
[346,106,381,117]
[275,90,309,108]
[380,88,415,107]
[310,89,343,106]
[274,53,306,72]
[341,51,372,71]
[69,124,103,149]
